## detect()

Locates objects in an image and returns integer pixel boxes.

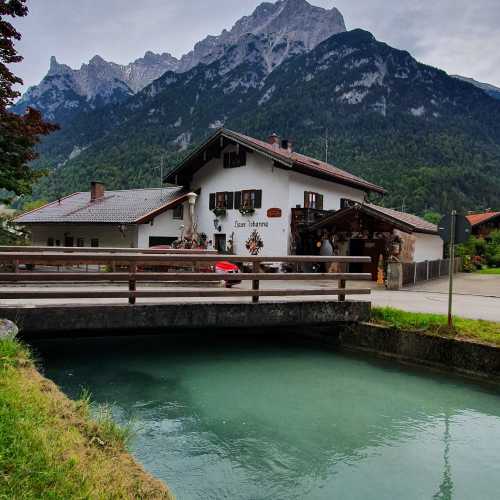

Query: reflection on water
[33,334,500,500]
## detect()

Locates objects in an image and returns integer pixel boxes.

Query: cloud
[10,0,500,91]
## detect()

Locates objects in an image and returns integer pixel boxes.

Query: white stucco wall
[137,202,188,248]
[288,171,365,210]
[413,233,444,262]
[27,224,138,248]
[190,145,368,256]
[191,148,291,256]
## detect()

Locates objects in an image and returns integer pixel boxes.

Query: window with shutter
[239,190,262,209]
[304,191,324,209]
[209,193,216,210]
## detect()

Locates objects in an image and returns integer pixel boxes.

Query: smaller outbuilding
[301,202,443,280]
[14,182,191,248]
[466,211,500,238]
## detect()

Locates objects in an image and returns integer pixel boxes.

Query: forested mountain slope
[31,29,500,214]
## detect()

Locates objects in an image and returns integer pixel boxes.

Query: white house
[14,183,190,248]
[167,128,386,256]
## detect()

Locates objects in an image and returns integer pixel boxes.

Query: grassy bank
[371,307,500,347]
[0,338,174,499]
[478,268,500,275]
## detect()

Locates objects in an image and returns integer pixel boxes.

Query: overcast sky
[10,0,500,91]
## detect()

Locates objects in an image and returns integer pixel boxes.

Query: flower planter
[239,207,255,216]
[212,208,227,217]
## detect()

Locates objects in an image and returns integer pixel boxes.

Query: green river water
[34,334,500,500]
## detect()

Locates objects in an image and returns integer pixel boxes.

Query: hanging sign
[267,208,282,218]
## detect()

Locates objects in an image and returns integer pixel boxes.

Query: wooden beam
[0,252,372,264]
[0,289,371,300]
[0,272,373,282]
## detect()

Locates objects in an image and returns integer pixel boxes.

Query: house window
[91,238,99,248]
[235,190,262,209]
[47,238,54,247]
[304,191,324,210]
[223,149,246,168]
[173,204,184,220]
[209,192,234,210]
[77,238,85,247]
[340,198,355,209]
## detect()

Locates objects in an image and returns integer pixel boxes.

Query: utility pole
[447,210,456,328]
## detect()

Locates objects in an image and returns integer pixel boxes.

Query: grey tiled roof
[15,187,188,224]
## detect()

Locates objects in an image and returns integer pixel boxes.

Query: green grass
[477,267,500,275]
[0,338,173,499]
[371,307,500,346]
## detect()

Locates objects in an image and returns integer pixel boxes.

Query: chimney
[281,138,293,153]
[90,181,105,202]
[267,133,280,147]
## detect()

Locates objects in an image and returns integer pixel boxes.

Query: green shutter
[255,190,262,209]
[209,193,216,210]
[234,191,242,209]
[317,194,324,210]
[238,149,247,166]
[226,191,234,209]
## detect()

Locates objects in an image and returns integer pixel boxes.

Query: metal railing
[0,247,372,304]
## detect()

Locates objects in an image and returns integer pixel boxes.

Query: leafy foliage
[0,0,58,200]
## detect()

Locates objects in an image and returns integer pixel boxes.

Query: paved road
[1,273,499,322]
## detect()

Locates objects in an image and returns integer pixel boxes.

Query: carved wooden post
[129,262,137,305]
[252,261,260,303]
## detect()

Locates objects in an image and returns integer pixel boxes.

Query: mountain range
[13,0,500,215]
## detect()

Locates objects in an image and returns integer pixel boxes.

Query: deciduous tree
[0,0,58,199]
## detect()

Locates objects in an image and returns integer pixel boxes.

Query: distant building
[14,183,189,248]
[466,211,500,238]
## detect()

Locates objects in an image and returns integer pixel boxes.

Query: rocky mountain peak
[15,0,347,122]
[47,56,71,76]
[177,0,346,73]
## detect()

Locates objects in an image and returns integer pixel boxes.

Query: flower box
[239,207,255,216]
[212,207,227,217]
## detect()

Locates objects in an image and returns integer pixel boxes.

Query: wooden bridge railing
[0,249,371,304]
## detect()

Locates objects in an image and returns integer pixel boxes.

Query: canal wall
[334,323,500,382]
[2,301,370,337]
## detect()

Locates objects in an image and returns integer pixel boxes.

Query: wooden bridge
[0,247,372,336]
[0,246,372,304]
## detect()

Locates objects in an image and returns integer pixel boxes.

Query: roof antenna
[155,154,166,197]
[325,128,329,164]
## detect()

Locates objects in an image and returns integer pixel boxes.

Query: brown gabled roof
[466,211,500,227]
[310,202,438,235]
[167,128,386,195]
[15,187,189,224]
